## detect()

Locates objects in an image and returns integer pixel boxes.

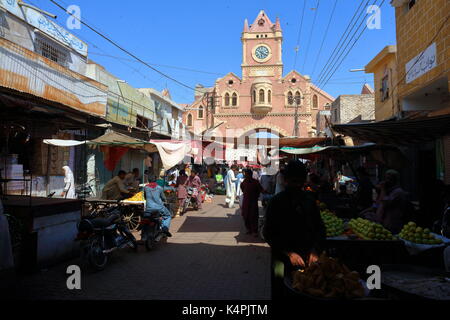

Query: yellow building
[391,0,449,114]
[365,45,399,121]
[391,0,450,184]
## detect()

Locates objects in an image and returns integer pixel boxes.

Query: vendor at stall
[124,168,141,190]
[264,160,326,269]
[101,170,132,200]
[374,170,411,234]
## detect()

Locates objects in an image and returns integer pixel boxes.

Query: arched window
[287,91,294,105]
[268,90,272,104]
[259,89,265,103]
[224,93,230,106]
[312,94,318,109]
[295,91,301,105]
[198,106,204,119]
[232,93,238,106]
[187,114,193,127]
[253,90,256,103]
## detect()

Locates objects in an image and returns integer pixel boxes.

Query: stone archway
[241,123,289,138]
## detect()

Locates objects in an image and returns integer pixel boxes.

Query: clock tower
[241,10,283,81]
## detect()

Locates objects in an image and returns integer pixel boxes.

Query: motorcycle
[182,187,199,214]
[76,204,137,271]
[138,209,168,251]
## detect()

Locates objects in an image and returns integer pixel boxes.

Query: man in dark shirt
[263,161,326,296]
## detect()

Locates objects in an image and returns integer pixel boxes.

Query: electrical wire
[317,0,384,90]
[314,0,367,84]
[316,0,371,86]
[50,0,199,93]
[301,0,321,72]
[311,0,338,77]
[292,0,307,71]
[389,14,449,98]
[88,52,223,76]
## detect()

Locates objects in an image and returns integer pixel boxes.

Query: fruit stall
[285,252,369,299]
[318,204,409,272]
[120,188,178,230]
[281,202,450,300]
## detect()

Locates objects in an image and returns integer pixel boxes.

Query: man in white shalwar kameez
[225,165,238,208]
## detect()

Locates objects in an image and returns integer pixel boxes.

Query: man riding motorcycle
[144,176,173,237]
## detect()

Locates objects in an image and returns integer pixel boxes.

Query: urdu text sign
[405,43,437,84]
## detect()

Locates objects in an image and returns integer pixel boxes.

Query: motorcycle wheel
[88,236,108,271]
[122,208,141,232]
[128,235,138,251]
[182,199,190,215]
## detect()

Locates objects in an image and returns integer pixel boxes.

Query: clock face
[255,46,270,60]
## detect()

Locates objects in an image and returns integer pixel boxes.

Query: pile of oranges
[125,192,144,202]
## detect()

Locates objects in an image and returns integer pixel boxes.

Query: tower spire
[274,17,281,31]
[244,18,249,32]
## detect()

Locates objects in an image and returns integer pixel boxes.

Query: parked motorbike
[138,203,172,251]
[76,178,98,200]
[181,187,199,214]
[76,204,137,271]
[200,184,209,202]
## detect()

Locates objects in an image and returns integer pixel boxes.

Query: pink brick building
[183,10,334,140]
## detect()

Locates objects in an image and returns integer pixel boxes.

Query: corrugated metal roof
[0,37,107,117]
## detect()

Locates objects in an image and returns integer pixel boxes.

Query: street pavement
[8,195,271,300]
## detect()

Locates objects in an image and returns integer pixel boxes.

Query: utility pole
[202,91,216,133]
[294,99,299,137]
[290,88,303,137]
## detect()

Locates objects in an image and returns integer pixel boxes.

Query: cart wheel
[123,210,141,231]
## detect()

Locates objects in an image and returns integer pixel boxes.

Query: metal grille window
[35,38,68,67]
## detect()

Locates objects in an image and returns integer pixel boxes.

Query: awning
[278,137,328,148]
[280,146,333,155]
[43,139,86,147]
[277,143,409,169]
[88,130,157,152]
[332,114,450,145]
[279,143,404,155]
[149,140,191,170]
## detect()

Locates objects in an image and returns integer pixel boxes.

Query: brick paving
[8,196,271,300]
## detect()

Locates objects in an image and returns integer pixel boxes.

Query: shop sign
[0,0,88,56]
[405,43,437,84]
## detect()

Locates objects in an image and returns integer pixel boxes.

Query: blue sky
[31,0,397,103]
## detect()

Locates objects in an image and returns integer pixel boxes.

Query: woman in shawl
[61,166,76,199]
[176,170,188,215]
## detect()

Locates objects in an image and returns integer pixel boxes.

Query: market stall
[0,98,105,271]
